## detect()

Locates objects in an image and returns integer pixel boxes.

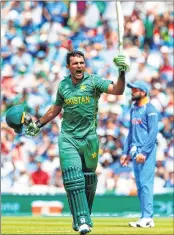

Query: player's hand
[25,122,41,136]
[113,54,130,72]
[120,154,131,166]
[135,153,146,164]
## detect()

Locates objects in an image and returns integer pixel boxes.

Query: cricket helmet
[6,104,25,134]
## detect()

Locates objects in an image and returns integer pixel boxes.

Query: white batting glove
[25,122,41,136]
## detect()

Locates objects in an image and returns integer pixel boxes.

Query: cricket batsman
[120,80,159,228]
[6,51,130,234]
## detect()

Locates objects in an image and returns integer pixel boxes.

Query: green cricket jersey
[54,72,112,138]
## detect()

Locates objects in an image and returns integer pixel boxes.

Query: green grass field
[2,216,173,235]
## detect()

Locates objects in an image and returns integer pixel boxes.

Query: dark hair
[66,50,85,65]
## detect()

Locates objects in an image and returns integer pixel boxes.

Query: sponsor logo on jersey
[80,84,86,90]
[65,96,90,105]
[132,118,142,124]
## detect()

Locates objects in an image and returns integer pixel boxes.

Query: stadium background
[1,1,173,217]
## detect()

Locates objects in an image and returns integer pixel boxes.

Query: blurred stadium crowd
[1,1,174,195]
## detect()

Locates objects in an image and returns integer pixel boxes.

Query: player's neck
[137,96,149,106]
[71,76,84,85]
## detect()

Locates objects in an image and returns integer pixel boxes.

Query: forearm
[122,130,131,155]
[25,105,62,136]
[141,115,158,156]
[43,8,51,21]
[39,105,62,126]
[117,71,126,94]
[111,71,125,95]
[141,134,157,156]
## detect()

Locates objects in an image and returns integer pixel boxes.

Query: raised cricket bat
[116,1,124,55]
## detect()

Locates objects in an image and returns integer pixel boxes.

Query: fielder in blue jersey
[120,80,159,228]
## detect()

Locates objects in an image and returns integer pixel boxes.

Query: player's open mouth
[76,70,83,77]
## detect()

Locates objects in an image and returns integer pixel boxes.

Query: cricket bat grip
[118,44,123,55]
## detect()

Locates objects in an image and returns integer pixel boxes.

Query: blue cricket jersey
[123,99,159,157]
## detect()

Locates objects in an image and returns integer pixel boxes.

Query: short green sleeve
[93,75,113,94]
[54,85,64,106]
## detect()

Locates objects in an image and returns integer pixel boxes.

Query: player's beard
[131,94,141,101]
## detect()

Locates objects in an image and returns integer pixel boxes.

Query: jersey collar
[137,96,149,106]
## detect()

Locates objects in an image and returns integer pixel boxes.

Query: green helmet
[6,104,26,134]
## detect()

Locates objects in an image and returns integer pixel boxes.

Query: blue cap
[127,81,150,94]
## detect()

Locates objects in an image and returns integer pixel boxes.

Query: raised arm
[107,71,125,95]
